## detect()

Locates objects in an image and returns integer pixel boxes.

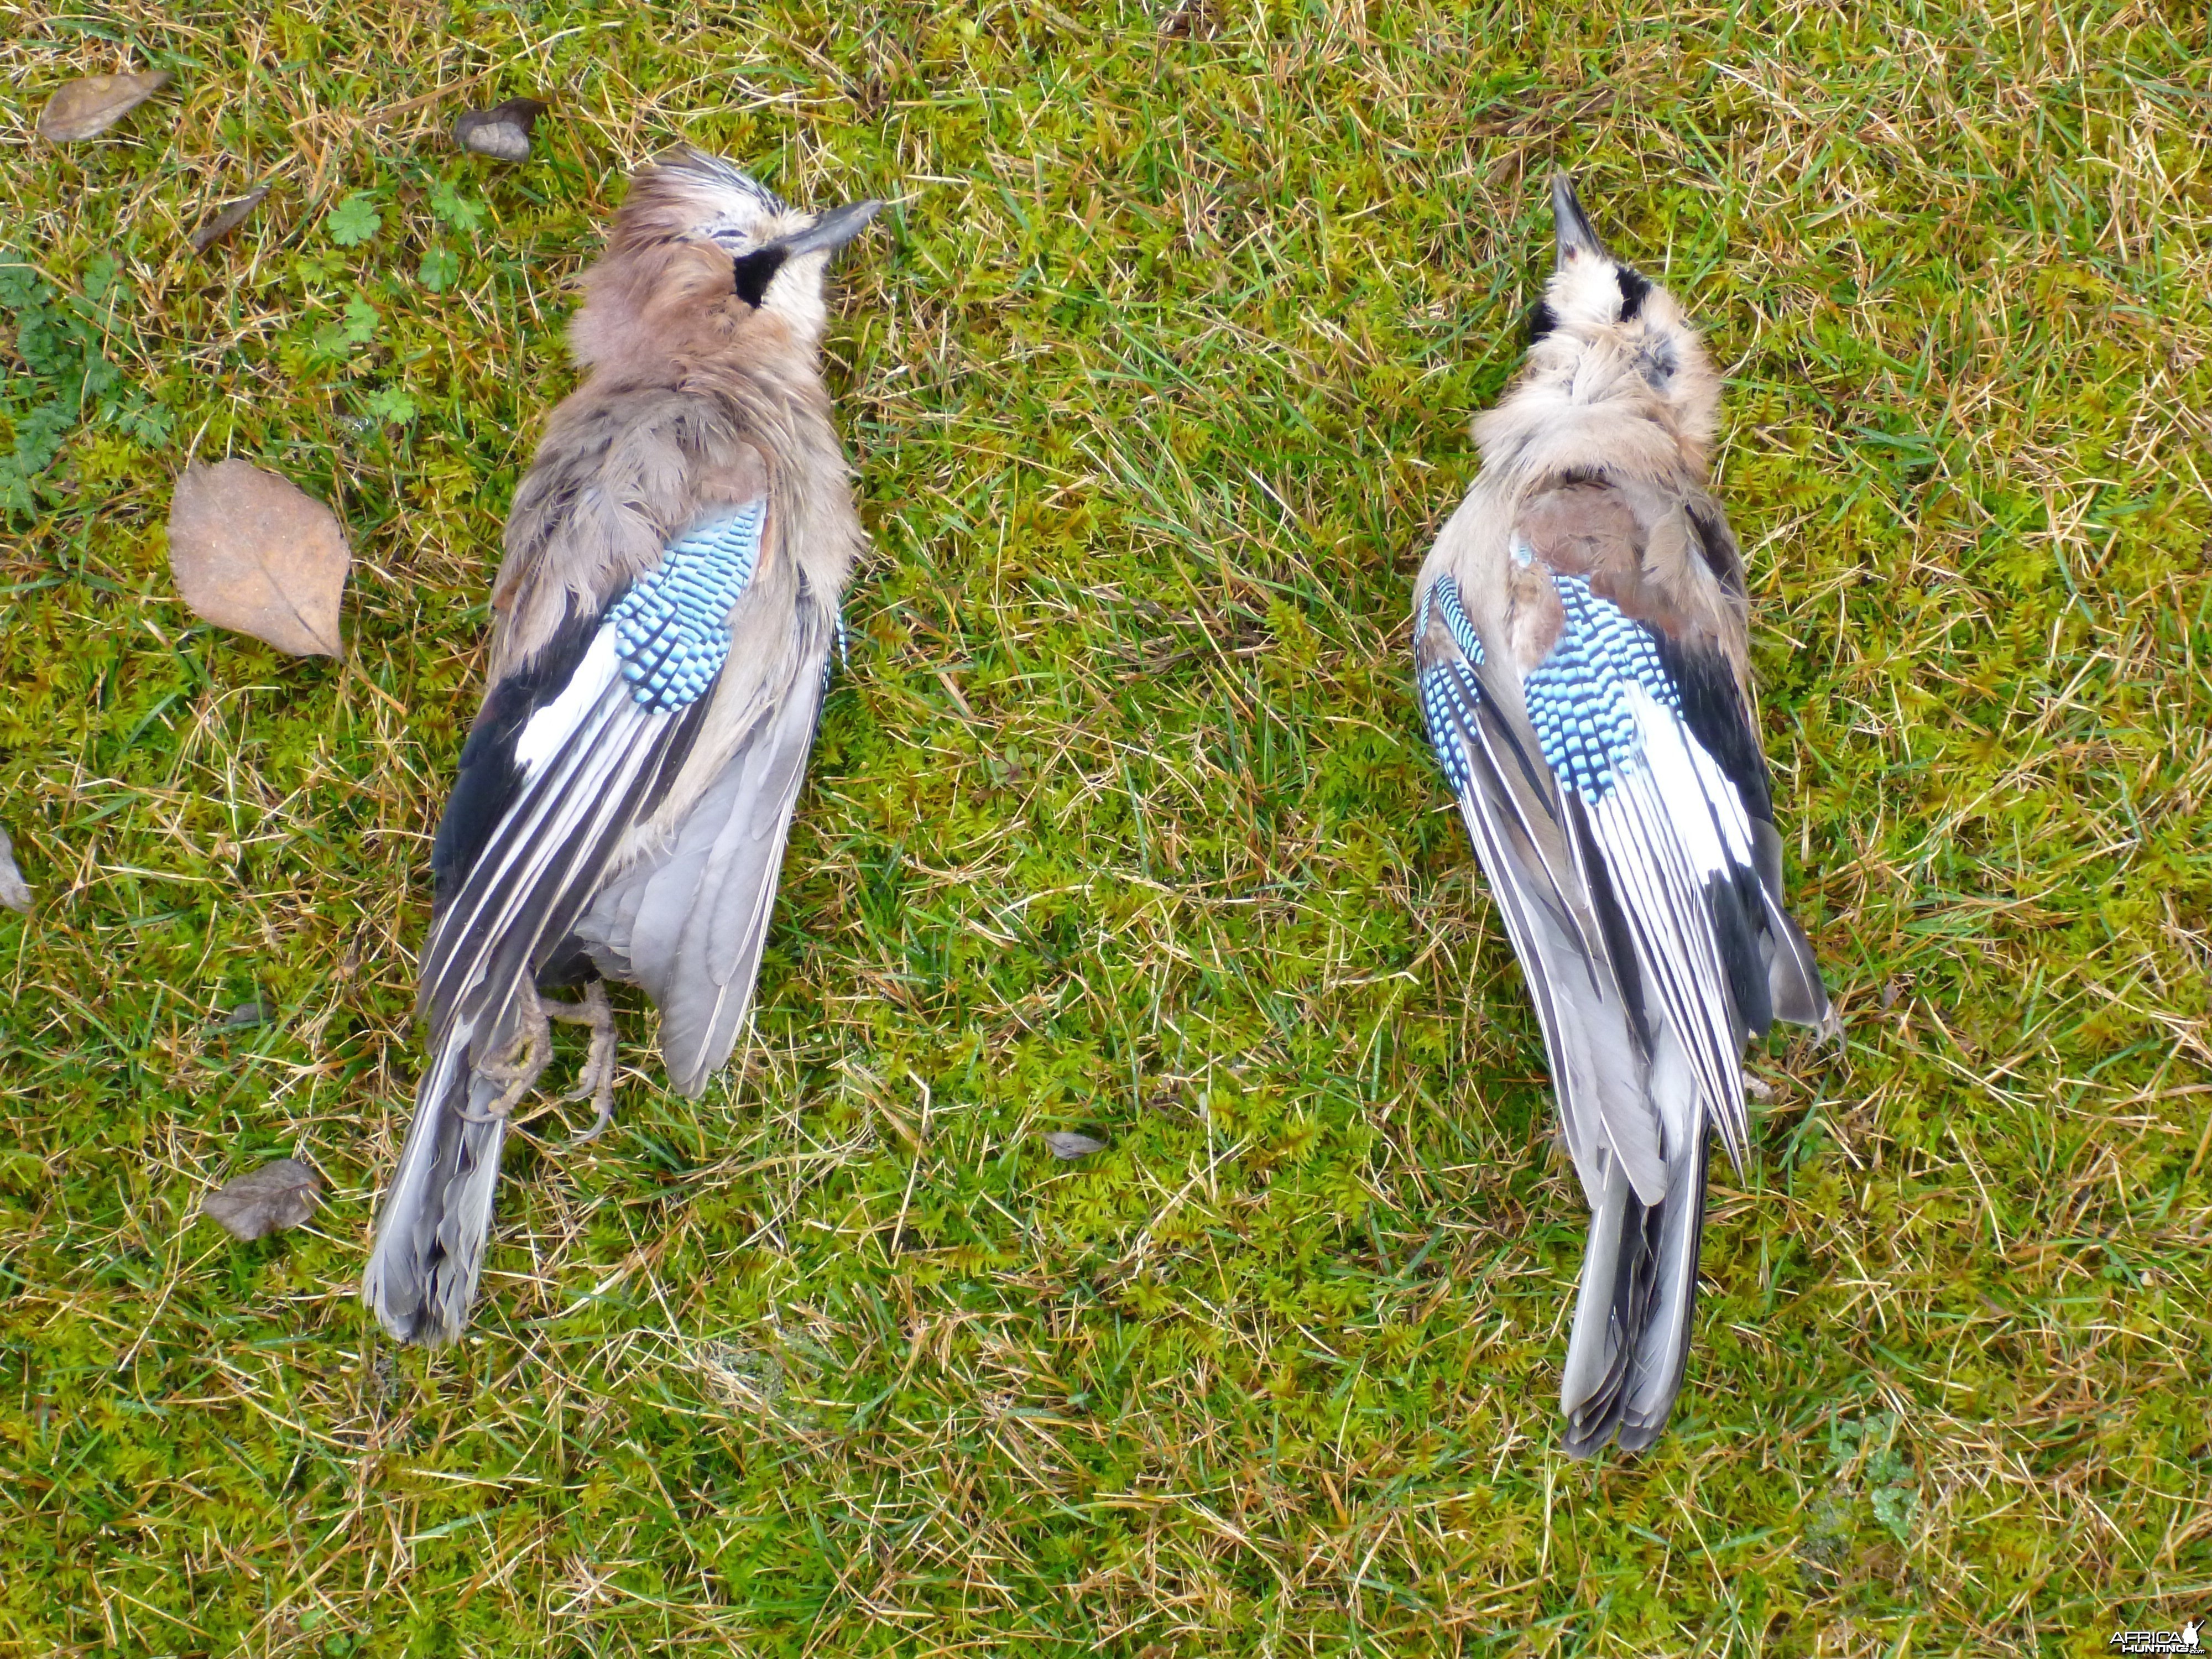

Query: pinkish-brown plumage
[363,149,880,1345]
[1413,175,1834,1458]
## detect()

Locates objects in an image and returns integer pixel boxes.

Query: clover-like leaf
[418,245,461,292]
[363,386,418,425]
[428,182,484,236]
[341,294,380,347]
[326,193,381,248]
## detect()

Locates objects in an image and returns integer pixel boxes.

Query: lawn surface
[3,2,2209,1653]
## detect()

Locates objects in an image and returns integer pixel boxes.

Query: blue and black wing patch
[420,504,768,1035]
[612,504,765,709]
[1522,573,1679,804]
[1415,573,1486,797]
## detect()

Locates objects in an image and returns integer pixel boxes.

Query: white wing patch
[514,629,622,776]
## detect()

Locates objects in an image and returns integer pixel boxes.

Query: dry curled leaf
[187,184,269,255]
[0,827,29,913]
[168,459,350,657]
[453,97,546,161]
[39,71,171,142]
[202,1158,321,1241]
[1043,1131,1107,1161]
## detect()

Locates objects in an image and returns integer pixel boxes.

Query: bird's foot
[546,980,620,1145]
[461,997,554,1124]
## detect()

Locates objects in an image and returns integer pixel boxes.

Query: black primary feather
[1707,869,1773,1039]
[431,606,601,906]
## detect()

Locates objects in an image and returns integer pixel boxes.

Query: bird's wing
[1416,567,1667,1198]
[567,603,835,1097]
[420,499,774,1046]
[1418,480,1829,1195]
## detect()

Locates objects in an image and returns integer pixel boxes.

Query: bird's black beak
[774,200,883,259]
[1552,173,1608,268]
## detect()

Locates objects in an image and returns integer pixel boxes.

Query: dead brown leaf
[38,71,172,142]
[453,96,546,161]
[187,184,269,255]
[167,460,350,658]
[0,827,29,913]
[201,1158,321,1241]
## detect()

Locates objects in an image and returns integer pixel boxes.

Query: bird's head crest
[1512,173,1720,460]
[572,148,879,371]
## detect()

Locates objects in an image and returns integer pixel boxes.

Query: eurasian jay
[364,148,880,1344]
[1413,174,1838,1455]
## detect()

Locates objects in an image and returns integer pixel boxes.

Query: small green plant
[417,244,461,291]
[361,385,417,425]
[325,192,382,247]
[427,179,485,236]
[0,251,170,522]
[1830,1412,1923,1545]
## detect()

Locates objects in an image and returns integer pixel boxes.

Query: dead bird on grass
[364,149,880,1344]
[1412,173,1839,1456]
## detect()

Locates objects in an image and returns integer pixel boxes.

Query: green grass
[3,1,2209,1653]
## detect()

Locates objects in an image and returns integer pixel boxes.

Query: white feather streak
[515,628,622,775]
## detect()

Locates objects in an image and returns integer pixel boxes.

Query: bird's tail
[1559,1135,1710,1458]
[361,1011,512,1344]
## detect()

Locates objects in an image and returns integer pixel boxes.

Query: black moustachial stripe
[732,247,788,308]
[1616,265,1651,320]
[430,606,600,909]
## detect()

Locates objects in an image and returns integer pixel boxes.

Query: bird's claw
[458,983,621,1136]
[546,980,620,1146]
[459,1000,553,1124]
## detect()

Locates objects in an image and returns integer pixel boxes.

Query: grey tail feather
[361,1015,510,1345]
[1559,1138,1709,1458]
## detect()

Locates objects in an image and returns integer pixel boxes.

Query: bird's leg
[462,994,555,1123]
[545,979,620,1144]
